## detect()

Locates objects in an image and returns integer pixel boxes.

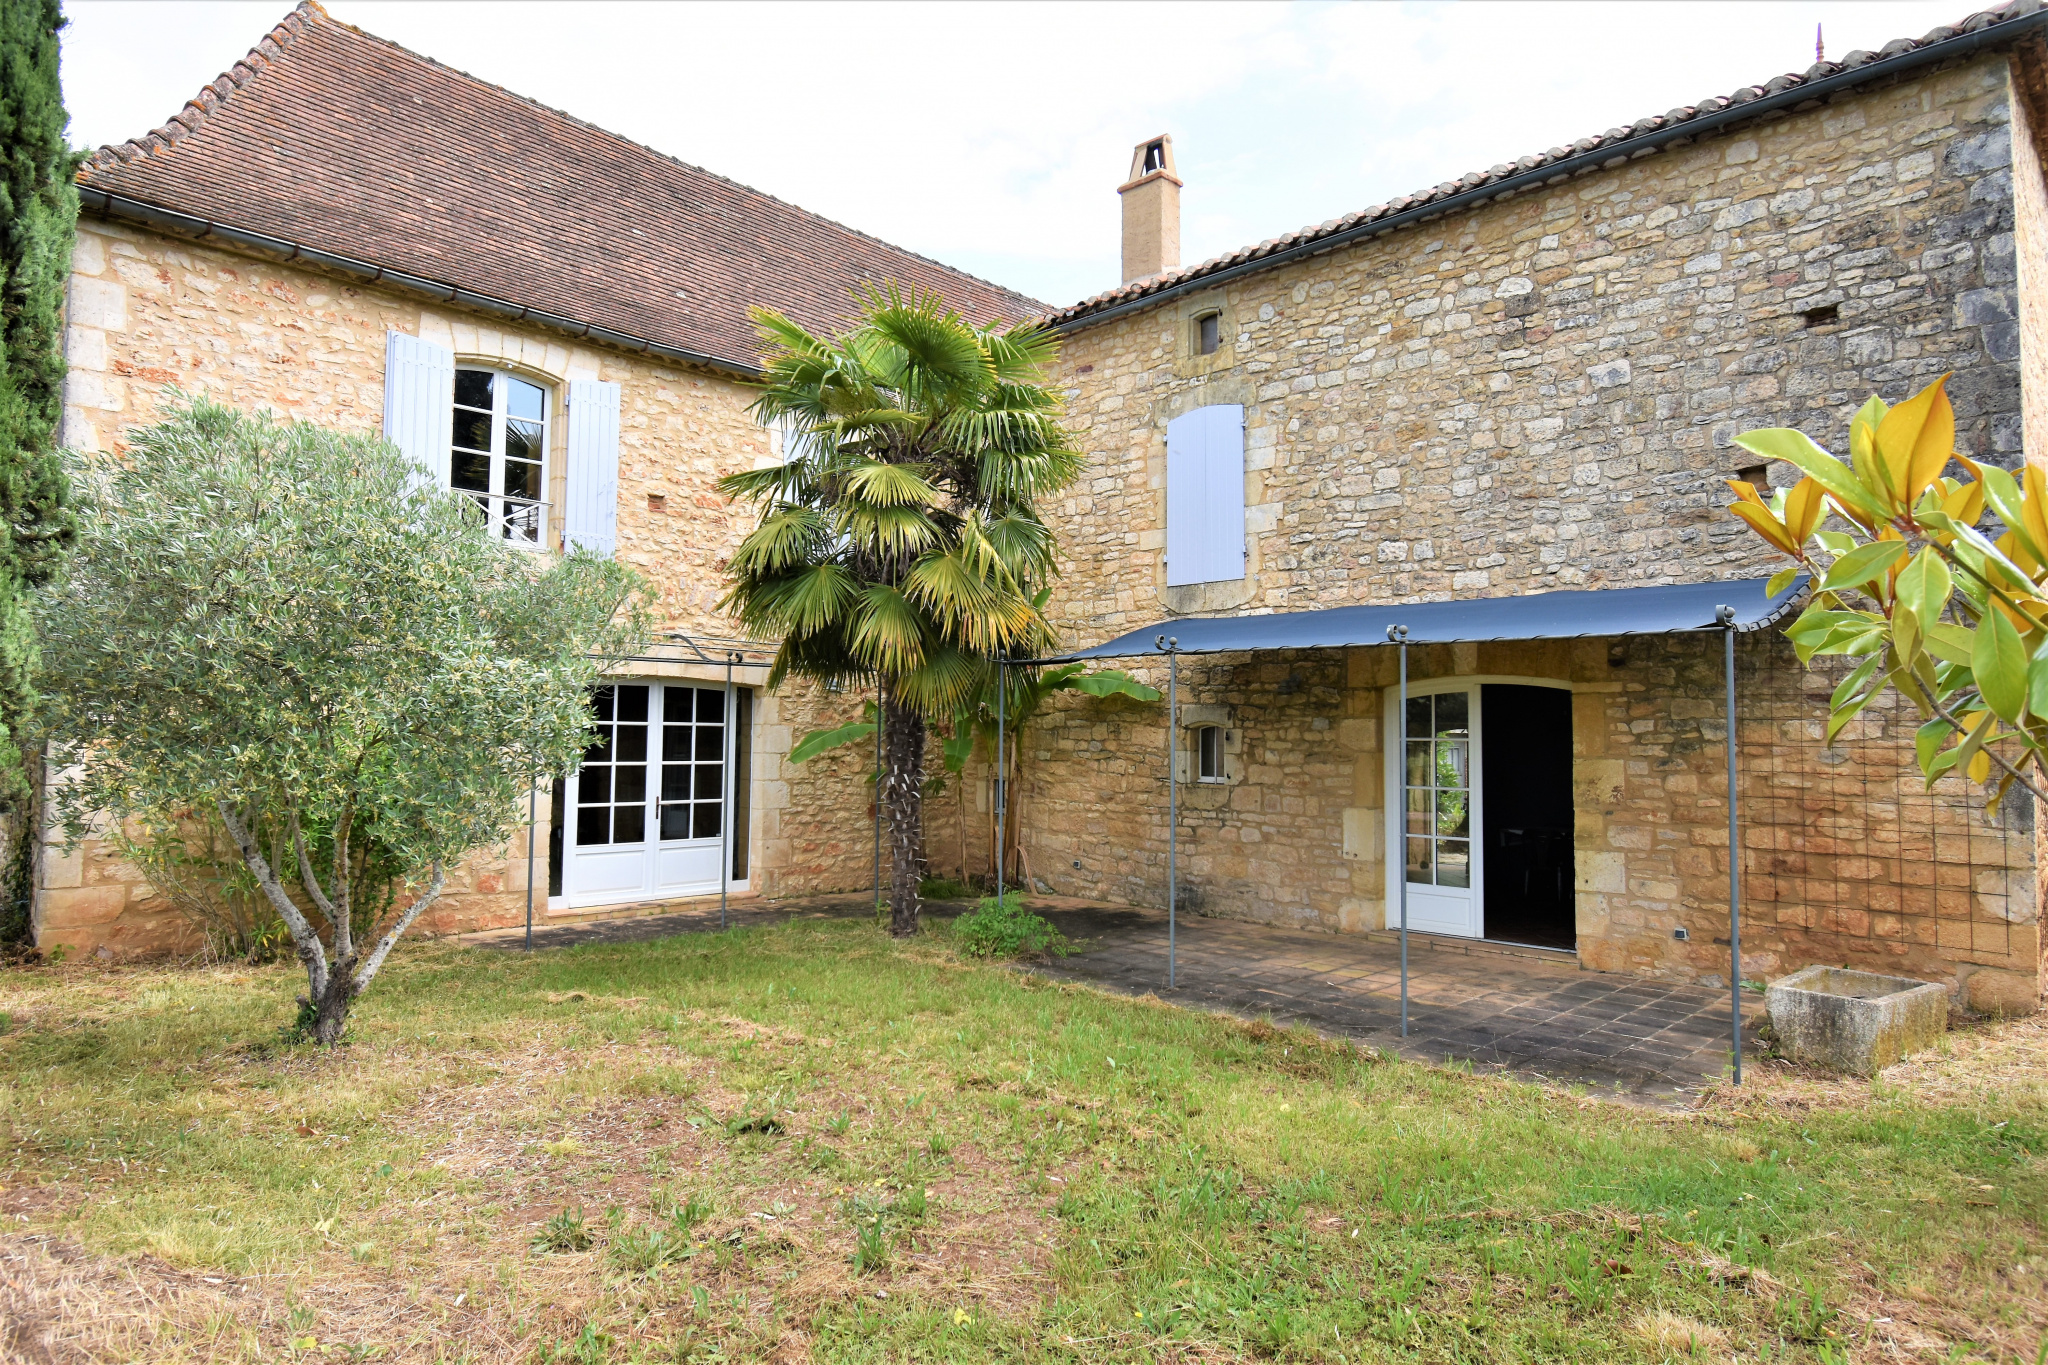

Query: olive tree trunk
[880,693,925,936]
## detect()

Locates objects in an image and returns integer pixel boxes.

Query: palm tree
[719,286,1082,936]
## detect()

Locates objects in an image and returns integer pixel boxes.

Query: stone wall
[1020,50,2041,1005]
[38,219,872,955]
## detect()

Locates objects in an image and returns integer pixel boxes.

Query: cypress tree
[0,0,76,941]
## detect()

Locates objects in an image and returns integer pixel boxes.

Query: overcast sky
[64,1,1975,307]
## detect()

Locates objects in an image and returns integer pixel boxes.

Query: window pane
[692,803,722,839]
[1435,787,1470,838]
[614,725,647,763]
[1436,739,1469,790]
[576,806,610,846]
[612,805,645,844]
[502,456,542,500]
[697,689,725,723]
[506,376,546,422]
[659,804,690,840]
[1405,740,1432,788]
[451,448,490,492]
[1405,695,1431,738]
[1405,787,1431,836]
[1437,839,1471,888]
[582,728,612,765]
[1435,690,1469,735]
[662,727,691,761]
[578,766,610,803]
[693,764,722,800]
[1198,313,1220,355]
[591,687,616,721]
[1405,836,1433,883]
[506,420,542,467]
[617,686,650,722]
[452,410,493,452]
[614,765,646,805]
[694,727,722,761]
[455,369,494,409]
[661,766,691,802]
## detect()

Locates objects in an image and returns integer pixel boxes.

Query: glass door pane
[576,684,650,845]
[1403,690,1473,887]
[660,685,725,842]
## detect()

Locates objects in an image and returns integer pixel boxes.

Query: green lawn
[1,916,2041,1362]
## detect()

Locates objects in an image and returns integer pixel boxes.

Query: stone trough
[1764,965,1949,1076]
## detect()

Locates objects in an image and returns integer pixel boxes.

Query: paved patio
[463,892,1757,1104]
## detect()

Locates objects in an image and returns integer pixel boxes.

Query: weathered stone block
[1765,964,1948,1075]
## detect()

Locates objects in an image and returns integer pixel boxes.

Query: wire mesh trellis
[1747,645,2028,971]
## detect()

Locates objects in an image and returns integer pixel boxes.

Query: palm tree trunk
[880,692,925,936]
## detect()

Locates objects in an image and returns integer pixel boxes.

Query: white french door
[561,682,744,909]
[1384,682,1483,938]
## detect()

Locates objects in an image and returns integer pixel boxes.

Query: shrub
[952,892,1068,960]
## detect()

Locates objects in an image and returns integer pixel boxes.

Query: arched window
[451,367,550,545]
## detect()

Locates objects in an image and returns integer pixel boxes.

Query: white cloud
[63,0,1980,307]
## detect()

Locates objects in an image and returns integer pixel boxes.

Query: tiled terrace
[465,893,1759,1105]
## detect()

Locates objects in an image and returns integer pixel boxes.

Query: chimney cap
[1120,134,1181,193]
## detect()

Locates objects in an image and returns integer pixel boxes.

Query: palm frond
[839,460,939,508]
[726,508,832,578]
[849,585,930,676]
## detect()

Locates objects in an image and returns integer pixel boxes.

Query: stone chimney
[1118,135,1181,284]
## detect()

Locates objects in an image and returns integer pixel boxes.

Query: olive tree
[38,396,648,1041]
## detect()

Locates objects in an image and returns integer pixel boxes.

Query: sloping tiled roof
[79,2,1044,375]
[1046,0,2048,330]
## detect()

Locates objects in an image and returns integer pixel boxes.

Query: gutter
[1052,7,2048,335]
[76,186,764,380]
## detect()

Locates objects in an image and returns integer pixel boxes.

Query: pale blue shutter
[564,379,622,556]
[1203,404,1246,584]
[381,331,453,494]
[1165,408,1204,587]
[1164,404,1245,586]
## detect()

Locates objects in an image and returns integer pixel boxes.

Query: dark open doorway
[1481,684,1575,950]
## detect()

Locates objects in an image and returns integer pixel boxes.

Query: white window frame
[1195,724,1226,782]
[451,366,551,548]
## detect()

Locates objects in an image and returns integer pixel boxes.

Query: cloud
[63,0,1979,307]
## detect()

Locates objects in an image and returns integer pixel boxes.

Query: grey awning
[1059,574,1806,660]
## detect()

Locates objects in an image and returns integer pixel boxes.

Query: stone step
[1361,926,1580,967]
[542,891,760,926]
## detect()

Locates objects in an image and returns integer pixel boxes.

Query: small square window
[1196,725,1225,782]
[1195,312,1221,357]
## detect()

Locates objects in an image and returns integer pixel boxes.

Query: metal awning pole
[1390,625,1409,1037]
[721,653,734,931]
[995,662,1006,905]
[1718,606,1743,1085]
[1166,638,1178,989]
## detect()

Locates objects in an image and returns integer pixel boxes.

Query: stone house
[1006,3,2048,1012]
[38,0,1039,955]
[39,0,2048,1015]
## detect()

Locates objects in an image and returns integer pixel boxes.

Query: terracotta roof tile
[1044,0,2046,328]
[80,2,1044,373]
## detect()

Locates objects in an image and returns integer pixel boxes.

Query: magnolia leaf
[1968,748,1993,783]
[1814,530,1857,555]
[1734,428,1884,521]
[1827,653,1885,711]
[1923,622,1976,667]
[1914,716,1956,773]
[1891,547,1952,625]
[1765,565,1802,599]
[1728,502,1799,556]
[2027,641,2048,723]
[1975,464,2048,568]
[1820,540,1907,592]
[1939,707,1999,787]
[1872,374,1954,509]
[1782,476,1827,545]
[1975,606,2029,722]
